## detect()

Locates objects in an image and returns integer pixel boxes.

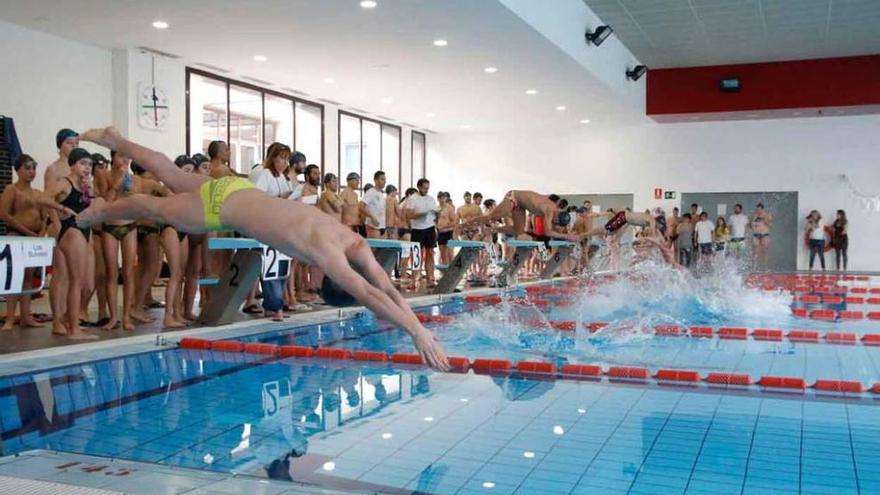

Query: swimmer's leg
[80,127,207,193]
[78,194,205,234]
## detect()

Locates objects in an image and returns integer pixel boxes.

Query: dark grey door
[680,191,799,271]
[561,193,634,213]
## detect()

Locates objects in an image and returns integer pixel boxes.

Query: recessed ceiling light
[460,124,472,129]
[253,55,267,62]
[579,119,591,124]
[525,89,538,95]
[323,77,335,84]
[556,105,567,111]
[484,67,498,73]
[425,112,436,118]
[381,96,394,104]
[433,39,448,47]
[360,0,378,8]
[151,20,169,30]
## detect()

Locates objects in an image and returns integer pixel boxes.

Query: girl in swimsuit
[94,151,139,330]
[44,148,99,339]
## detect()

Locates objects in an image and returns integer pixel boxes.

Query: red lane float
[814,380,864,393]
[655,369,700,383]
[516,361,557,375]
[862,335,880,346]
[868,312,880,321]
[391,353,423,365]
[826,332,857,345]
[718,327,748,340]
[352,350,388,362]
[809,310,837,321]
[759,376,807,390]
[447,356,471,372]
[868,298,880,304]
[560,364,603,377]
[607,366,651,380]
[689,327,713,338]
[472,358,513,373]
[211,340,245,353]
[791,308,808,317]
[243,343,279,355]
[846,297,865,304]
[788,330,820,343]
[752,329,783,341]
[839,311,864,320]
[315,348,353,360]
[655,325,682,336]
[179,338,212,350]
[706,373,752,386]
[280,345,315,358]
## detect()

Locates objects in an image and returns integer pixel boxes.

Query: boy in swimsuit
[751,203,773,271]
[464,190,579,242]
[77,127,449,371]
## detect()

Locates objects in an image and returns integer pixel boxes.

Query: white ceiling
[0,0,640,133]
[583,0,880,68]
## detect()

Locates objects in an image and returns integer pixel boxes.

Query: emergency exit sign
[664,191,676,199]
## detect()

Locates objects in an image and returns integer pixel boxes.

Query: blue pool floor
[4,352,880,495]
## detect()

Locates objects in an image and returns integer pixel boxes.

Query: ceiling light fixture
[556,105,566,111]
[626,65,648,81]
[579,119,590,124]
[460,124,472,129]
[425,112,436,118]
[525,89,538,95]
[585,25,613,46]
[152,20,169,30]
[252,55,267,62]
[484,66,498,73]
[323,77,335,84]
[433,39,448,47]
[482,482,496,489]
[381,96,394,104]
[322,462,336,471]
[360,0,378,8]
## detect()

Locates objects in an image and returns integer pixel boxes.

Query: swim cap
[56,128,78,149]
[68,148,92,166]
[554,211,571,227]
[174,155,195,168]
[90,153,108,167]
[385,185,398,194]
[130,161,146,175]
[191,153,209,165]
[13,154,36,171]
[320,277,356,307]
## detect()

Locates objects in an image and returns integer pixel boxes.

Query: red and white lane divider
[177,337,878,397]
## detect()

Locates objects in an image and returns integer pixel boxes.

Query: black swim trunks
[604,211,627,234]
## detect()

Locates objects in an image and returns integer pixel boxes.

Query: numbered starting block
[198,237,291,326]
[367,239,422,273]
[540,240,578,279]
[498,240,543,287]
[0,236,55,296]
[433,240,493,294]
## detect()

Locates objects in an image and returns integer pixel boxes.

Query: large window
[186,68,323,174]
[338,111,401,190]
[411,131,426,184]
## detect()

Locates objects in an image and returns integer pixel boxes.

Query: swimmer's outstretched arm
[80,127,208,194]
[314,240,450,371]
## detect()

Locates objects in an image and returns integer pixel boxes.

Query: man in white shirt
[694,212,715,264]
[405,178,439,288]
[727,203,749,258]
[363,171,386,238]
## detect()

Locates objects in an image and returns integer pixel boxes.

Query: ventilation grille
[136,46,182,60]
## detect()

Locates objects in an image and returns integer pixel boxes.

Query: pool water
[2,267,880,494]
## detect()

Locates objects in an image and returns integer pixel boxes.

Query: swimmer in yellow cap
[77,127,449,371]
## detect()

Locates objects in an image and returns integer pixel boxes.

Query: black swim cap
[130,161,146,175]
[320,277,356,307]
[68,148,92,166]
[56,128,78,149]
[191,153,209,165]
[174,154,195,168]
[14,154,36,171]
[90,153,108,167]
[554,211,571,226]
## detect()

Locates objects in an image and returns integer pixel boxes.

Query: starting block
[540,240,578,279]
[433,240,491,294]
[198,237,291,326]
[499,240,543,287]
[367,239,422,273]
[0,236,55,296]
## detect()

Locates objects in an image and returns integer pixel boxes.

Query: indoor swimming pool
[2,268,880,495]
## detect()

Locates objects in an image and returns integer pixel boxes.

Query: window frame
[185,67,325,171]
[411,130,427,184]
[337,110,402,190]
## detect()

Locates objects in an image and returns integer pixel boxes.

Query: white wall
[429,115,880,270]
[0,19,112,189]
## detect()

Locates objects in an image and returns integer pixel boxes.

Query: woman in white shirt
[806,210,826,271]
[251,143,294,320]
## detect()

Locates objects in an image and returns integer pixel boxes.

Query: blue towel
[2,116,23,167]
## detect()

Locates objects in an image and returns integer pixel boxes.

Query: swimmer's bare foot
[76,198,107,229]
[122,318,135,331]
[163,315,186,329]
[52,319,69,336]
[80,126,122,150]
[102,318,120,331]
[1,320,16,331]
[21,317,45,328]
[68,329,99,340]
[183,312,198,321]
[131,309,154,324]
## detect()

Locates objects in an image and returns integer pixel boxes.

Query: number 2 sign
[262,246,292,281]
